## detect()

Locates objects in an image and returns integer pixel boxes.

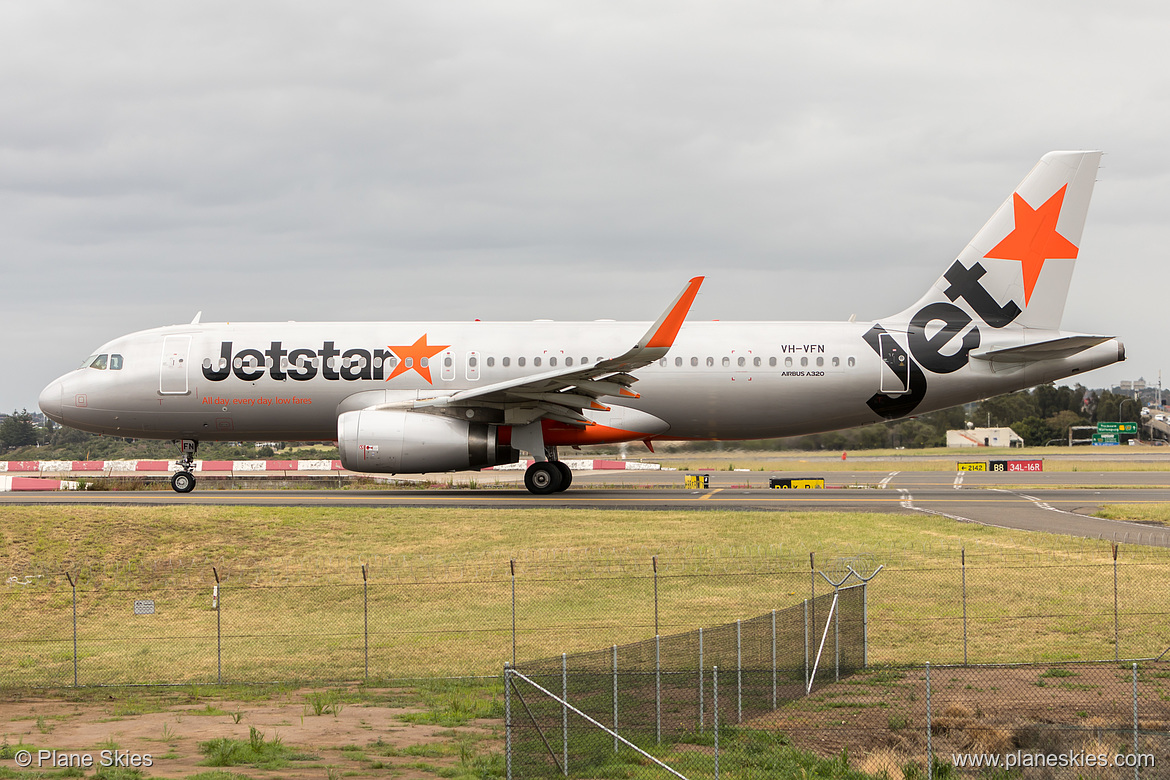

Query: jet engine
[337,410,518,473]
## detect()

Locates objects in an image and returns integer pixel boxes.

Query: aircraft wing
[375,277,704,426]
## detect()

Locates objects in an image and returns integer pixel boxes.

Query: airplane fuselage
[40,318,1122,445]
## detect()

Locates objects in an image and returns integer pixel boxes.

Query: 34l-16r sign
[989,460,1044,472]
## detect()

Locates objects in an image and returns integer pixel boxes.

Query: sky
[2,1,1168,413]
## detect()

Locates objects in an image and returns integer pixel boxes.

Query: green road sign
[1097,422,1138,434]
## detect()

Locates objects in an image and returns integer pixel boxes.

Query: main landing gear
[523,459,572,495]
[171,439,198,493]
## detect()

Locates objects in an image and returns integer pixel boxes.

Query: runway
[3,468,1168,547]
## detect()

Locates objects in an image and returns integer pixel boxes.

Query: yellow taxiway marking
[697,489,724,500]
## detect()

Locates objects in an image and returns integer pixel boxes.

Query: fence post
[65,572,78,687]
[1133,662,1139,780]
[505,664,512,780]
[1114,544,1120,661]
[510,559,517,668]
[771,608,777,709]
[652,555,659,636]
[655,634,661,744]
[713,666,720,780]
[562,653,568,776]
[803,599,809,693]
[926,662,932,780]
[213,567,222,684]
[736,619,742,724]
[809,552,816,650]
[362,564,369,681]
[612,645,618,752]
[698,628,704,733]
[962,548,968,666]
[834,584,840,682]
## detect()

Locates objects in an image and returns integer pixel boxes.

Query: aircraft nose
[38,378,64,424]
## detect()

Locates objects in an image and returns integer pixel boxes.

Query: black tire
[524,462,563,495]
[171,471,196,493]
[553,461,573,491]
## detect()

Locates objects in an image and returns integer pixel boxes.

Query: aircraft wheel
[171,471,196,493]
[524,462,563,495]
[553,461,573,491]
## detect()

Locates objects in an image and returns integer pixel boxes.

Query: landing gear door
[878,332,910,394]
[160,335,192,395]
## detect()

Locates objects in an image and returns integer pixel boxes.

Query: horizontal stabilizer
[971,335,1113,364]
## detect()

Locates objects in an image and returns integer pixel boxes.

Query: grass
[199,726,316,769]
[4,504,1170,684]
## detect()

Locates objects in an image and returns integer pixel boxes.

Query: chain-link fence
[506,584,864,778]
[506,660,1170,779]
[3,543,1170,686]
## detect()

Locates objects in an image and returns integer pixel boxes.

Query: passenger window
[444,356,453,368]
[469,356,478,367]
[691,357,698,367]
[816,357,824,367]
[503,357,511,367]
[706,357,714,367]
[518,357,526,367]
[675,357,683,367]
[737,357,745,367]
[566,357,573,366]
[753,357,760,367]
[659,358,666,367]
[848,357,856,367]
[832,357,840,367]
[550,357,557,367]
[722,357,730,367]
[769,357,776,367]
[801,357,808,367]
[785,357,793,367]
[487,357,495,367]
[110,354,123,370]
[534,357,542,367]
[89,354,108,370]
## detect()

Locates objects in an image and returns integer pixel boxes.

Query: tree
[0,410,38,450]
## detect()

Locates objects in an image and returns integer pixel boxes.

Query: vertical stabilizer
[891,151,1102,331]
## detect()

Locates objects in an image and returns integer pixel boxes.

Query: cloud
[3,1,1167,410]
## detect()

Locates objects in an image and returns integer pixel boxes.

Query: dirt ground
[0,687,499,779]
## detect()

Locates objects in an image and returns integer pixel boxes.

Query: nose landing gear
[171,439,198,493]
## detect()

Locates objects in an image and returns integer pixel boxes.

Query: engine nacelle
[337,410,518,473]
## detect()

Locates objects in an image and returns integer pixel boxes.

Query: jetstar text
[201,342,405,382]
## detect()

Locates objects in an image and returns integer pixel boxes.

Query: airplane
[39,151,1123,494]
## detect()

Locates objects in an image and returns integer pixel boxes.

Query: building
[946,427,1025,448]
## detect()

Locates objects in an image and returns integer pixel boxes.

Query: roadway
[3,468,1168,547]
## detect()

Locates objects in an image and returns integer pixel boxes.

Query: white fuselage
[38,318,1123,446]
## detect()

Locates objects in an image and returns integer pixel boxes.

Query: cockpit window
[87,354,108,370]
[109,354,123,370]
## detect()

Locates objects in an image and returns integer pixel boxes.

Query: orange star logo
[983,184,1079,307]
[385,334,449,384]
